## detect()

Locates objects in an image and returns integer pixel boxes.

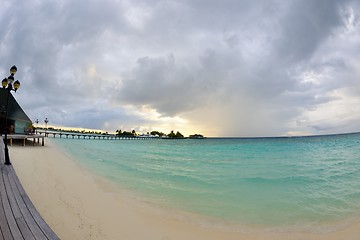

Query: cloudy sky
[1,0,360,137]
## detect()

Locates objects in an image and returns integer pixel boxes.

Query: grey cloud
[275,0,345,63]
[1,0,360,136]
[116,46,247,116]
[116,55,204,116]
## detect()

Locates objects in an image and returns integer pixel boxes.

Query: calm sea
[52,133,360,230]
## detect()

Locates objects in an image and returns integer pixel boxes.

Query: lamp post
[35,119,39,134]
[2,65,20,165]
[44,118,49,136]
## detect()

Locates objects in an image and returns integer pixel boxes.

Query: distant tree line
[189,134,204,139]
[150,131,165,137]
[115,129,136,136]
[167,130,184,138]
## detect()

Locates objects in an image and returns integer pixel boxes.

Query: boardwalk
[37,130,157,140]
[0,138,60,240]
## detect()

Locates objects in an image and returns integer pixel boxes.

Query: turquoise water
[52,133,360,228]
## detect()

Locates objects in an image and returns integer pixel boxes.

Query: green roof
[0,88,32,123]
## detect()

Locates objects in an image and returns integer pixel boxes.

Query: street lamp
[44,118,49,136]
[2,65,20,165]
[35,119,39,134]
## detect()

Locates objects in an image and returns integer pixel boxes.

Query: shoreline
[8,139,360,239]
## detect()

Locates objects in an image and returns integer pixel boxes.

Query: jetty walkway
[0,138,59,240]
[37,130,157,140]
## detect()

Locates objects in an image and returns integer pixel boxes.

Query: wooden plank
[0,138,58,239]
[3,167,23,219]
[0,166,13,240]
[16,188,60,240]
[20,194,60,240]
[3,167,36,239]
[0,207,6,240]
[0,225,5,240]
[0,146,11,240]
[7,166,49,239]
[10,166,60,240]
[16,217,35,240]
[0,167,24,240]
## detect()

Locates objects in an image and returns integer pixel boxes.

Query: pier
[37,130,157,140]
[0,138,59,240]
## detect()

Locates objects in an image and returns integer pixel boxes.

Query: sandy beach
[8,139,360,240]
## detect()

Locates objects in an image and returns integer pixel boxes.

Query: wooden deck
[0,138,60,240]
[4,135,45,147]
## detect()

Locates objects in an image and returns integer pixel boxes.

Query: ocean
[52,133,360,231]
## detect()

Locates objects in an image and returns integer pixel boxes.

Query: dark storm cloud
[275,0,345,63]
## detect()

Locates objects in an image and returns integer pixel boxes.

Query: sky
[1,0,360,137]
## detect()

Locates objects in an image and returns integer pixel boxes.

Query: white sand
[8,139,360,240]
